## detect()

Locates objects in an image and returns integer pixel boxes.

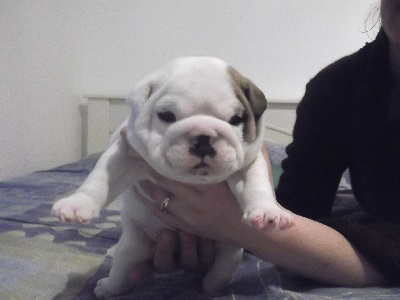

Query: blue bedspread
[0,143,399,299]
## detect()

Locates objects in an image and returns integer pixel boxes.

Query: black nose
[189,135,216,158]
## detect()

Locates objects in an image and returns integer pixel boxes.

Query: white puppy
[52,56,292,297]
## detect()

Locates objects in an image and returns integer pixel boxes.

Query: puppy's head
[126,57,267,184]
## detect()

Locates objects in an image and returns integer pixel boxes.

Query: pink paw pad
[251,217,264,228]
[279,217,294,230]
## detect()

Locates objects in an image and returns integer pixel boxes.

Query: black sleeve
[275,66,352,219]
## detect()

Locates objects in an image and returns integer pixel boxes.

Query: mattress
[0,143,399,299]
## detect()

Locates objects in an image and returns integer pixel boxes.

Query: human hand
[129,229,214,281]
[130,178,246,283]
[138,178,246,243]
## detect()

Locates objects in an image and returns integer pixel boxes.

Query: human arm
[140,174,386,287]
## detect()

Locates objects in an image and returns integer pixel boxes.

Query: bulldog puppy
[52,56,293,297]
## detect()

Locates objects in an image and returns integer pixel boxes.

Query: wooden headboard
[82,95,298,157]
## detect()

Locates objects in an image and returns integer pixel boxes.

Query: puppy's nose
[189,135,216,158]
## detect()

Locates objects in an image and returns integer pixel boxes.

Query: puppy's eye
[157,111,176,123]
[229,113,246,126]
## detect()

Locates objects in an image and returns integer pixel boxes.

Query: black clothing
[275,29,400,283]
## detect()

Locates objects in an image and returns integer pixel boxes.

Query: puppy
[52,56,292,297]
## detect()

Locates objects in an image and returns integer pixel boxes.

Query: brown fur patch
[227,66,267,142]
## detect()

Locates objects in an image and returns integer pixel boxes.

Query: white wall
[0,0,378,180]
[80,0,379,99]
[0,1,83,180]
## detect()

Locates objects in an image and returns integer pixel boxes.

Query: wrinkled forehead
[156,62,242,115]
[168,59,231,90]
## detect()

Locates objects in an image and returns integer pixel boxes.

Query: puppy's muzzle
[189,135,216,159]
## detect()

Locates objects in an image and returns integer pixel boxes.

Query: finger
[138,180,188,219]
[120,127,143,159]
[179,231,199,270]
[198,237,215,273]
[139,180,170,205]
[129,260,154,282]
[153,230,179,271]
[150,172,202,201]
[137,181,198,233]
[120,126,128,142]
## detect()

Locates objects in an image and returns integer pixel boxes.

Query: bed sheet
[0,143,399,299]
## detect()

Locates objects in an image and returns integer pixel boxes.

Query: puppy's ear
[228,66,267,142]
[126,72,160,107]
[126,70,166,124]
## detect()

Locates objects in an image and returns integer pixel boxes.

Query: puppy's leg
[202,242,243,294]
[52,138,136,223]
[95,217,154,298]
[228,152,293,230]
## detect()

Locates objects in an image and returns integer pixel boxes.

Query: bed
[1,96,399,299]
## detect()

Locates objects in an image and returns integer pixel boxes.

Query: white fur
[52,56,292,297]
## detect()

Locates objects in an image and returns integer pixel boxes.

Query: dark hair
[363,3,381,40]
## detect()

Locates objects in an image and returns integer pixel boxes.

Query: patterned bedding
[0,142,399,299]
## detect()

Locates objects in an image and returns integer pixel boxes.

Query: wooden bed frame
[83,95,298,157]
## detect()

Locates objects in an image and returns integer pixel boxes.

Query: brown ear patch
[228,66,267,142]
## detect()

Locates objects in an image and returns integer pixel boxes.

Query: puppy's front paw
[94,277,132,298]
[243,205,293,230]
[51,192,101,223]
[94,277,113,298]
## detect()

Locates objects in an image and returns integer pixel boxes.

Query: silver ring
[160,197,170,212]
